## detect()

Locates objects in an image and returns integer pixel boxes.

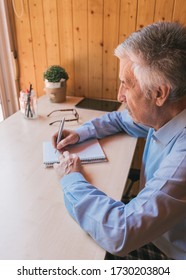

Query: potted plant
[43,65,69,103]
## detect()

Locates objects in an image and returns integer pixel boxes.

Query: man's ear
[155,85,170,106]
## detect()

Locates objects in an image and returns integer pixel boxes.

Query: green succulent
[43,65,69,82]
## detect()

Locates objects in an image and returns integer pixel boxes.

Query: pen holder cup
[19,90,38,119]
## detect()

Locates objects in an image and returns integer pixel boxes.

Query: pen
[55,117,65,153]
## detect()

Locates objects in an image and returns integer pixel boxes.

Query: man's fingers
[63,151,70,158]
[59,153,64,160]
[53,163,58,169]
[57,133,80,149]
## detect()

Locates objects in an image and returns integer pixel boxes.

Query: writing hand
[52,129,80,150]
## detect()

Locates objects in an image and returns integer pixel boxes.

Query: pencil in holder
[19,89,38,119]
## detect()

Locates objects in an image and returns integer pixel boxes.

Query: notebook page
[67,138,106,162]
[43,142,59,166]
[43,139,107,167]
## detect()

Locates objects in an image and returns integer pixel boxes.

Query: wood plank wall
[12,0,186,99]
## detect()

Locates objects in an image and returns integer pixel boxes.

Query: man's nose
[117,85,127,103]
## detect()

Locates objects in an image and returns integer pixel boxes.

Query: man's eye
[121,82,128,89]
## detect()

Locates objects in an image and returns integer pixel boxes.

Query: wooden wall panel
[29,0,47,96]
[102,0,120,99]
[119,0,137,43]
[13,0,186,100]
[73,0,88,97]
[136,0,155,29]
[173,0,186,23]
[43,0,60,65]
[118,0,137,90]
[88,0,103,99]
[13,0,36,93]
[57,0,74,96]
[154,0,174,21]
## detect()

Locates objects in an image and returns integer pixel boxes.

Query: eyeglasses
[47,108,79,125]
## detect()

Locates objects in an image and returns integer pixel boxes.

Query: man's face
[118,58,157,127]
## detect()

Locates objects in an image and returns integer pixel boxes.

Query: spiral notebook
[43,139,107,167]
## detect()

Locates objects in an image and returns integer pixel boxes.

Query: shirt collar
[152,109,186,146]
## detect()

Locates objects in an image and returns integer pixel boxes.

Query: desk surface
[0,95,137,260]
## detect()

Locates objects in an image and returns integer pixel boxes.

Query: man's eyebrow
[120,78,134,87]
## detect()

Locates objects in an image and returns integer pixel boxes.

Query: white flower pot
[44,79,66,89]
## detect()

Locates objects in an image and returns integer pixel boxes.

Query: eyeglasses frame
[47,108,79,126]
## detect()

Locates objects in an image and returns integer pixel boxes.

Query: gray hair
[115,21,186,101]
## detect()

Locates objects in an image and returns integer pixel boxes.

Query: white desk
[0,95,137,259]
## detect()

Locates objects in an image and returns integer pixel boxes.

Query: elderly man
[52,21,186,260]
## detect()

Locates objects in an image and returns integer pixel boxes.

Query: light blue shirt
[61,109,186,259]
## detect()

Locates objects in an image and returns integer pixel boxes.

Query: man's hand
[53,151,82,179]
[52,129,80,150]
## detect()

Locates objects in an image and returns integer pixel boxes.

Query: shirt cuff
[60,172,86,190]
[75,126,95,142]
